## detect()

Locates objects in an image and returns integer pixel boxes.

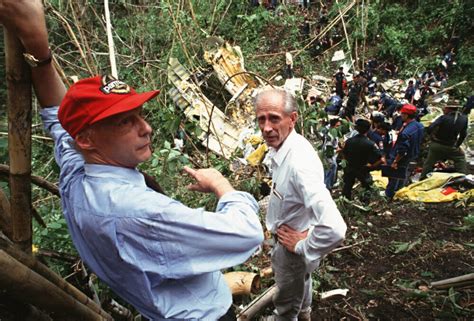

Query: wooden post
[4,31,32,252]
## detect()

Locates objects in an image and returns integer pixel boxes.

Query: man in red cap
[0,1,263,320]
[385,104,424,198]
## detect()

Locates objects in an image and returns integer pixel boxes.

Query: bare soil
[313,201,473,320]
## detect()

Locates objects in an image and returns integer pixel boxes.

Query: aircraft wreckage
[167,38,471,164]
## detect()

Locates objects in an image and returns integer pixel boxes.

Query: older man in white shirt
[255,88,347,321]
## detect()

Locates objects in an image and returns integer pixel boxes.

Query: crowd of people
[317,50,471,201]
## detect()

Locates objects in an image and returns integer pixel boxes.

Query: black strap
[139,170,166,195]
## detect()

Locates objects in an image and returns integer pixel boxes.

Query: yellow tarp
[246,144,268,166]
[394,172,474,203]
[371,170,388,189]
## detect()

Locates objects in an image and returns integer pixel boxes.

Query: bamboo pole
[268,1,356,80]
[237,284,278,320]
[431,273,474,289]
[0,250,108,320]
[0,232,113,320]
[0,164,60,197]
[335,0,354,68]
[4,31,32,253]
[104,0,118,78]
[0,188,13,239]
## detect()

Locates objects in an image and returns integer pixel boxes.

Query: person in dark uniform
[385,104,424,199]
[415,82,434,118]
[420,104,468,179]
[343,73,364,122]
[375,122,393,164]
[341,119,382,200]
[404,80,416,104]
[462,95,473,115]
[378,92,400,118]
[334,67,346,99]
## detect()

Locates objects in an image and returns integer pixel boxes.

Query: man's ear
[75,128,96,151]
[290,111,298,124]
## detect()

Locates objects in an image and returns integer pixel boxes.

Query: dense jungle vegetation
[0,0,473,319]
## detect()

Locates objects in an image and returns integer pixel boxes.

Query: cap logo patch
[100,75,131,94]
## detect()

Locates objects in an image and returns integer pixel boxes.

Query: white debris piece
[332,50,345,61]
[320,288,349,300]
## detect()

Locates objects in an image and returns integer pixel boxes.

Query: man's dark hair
[408,80,414,85]
[371,115,384,125]
[329,118,341,127]
[355,119,371,134]
[378,122,391,132]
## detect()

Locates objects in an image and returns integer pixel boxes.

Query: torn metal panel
[167,57,251,158]
[203,40,260,129]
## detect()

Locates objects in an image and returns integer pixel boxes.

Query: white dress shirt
[267,130,347,263]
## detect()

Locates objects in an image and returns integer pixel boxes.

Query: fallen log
[223,271,260,296]
[237,284,277,320]
[0,249,108,320]
[430,273,474,289]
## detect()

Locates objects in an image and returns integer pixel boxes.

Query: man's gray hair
[254,87,298,114]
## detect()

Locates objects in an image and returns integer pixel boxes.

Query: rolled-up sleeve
[292,165,347,262]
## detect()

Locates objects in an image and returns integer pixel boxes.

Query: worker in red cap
[385,104,424,198]
[0,1,263,320]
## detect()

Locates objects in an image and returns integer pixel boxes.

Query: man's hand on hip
[276,224,308,253]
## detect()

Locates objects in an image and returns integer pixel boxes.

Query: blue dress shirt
[41,107,264,320]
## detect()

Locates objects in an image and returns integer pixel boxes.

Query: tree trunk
[4,31,32,252]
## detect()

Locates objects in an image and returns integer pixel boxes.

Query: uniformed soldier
[420,103,468,179]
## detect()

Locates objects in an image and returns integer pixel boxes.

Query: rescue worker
[334,66,346,99]
[420,104,468,180]
[342,119,382,200]
[385,104,424,199]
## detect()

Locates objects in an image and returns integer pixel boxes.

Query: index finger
[183,166,196,178]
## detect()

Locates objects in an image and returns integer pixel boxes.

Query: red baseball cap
[58,75,160,138]
[400,104,417,115]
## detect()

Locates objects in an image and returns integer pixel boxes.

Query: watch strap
[23,49,53,68]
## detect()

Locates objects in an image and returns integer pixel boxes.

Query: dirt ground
[240,198,470,321]
[309,200,472,320]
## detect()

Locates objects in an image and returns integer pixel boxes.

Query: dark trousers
[420,142,467,179]
[219,307,237,321]
[342,168,372,199]
[385,166,409,199]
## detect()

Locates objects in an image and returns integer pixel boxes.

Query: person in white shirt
[254,88,347,321]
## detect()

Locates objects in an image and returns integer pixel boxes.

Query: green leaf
[48,222,62,229]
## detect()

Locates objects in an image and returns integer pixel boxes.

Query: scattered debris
[320,288,349,300]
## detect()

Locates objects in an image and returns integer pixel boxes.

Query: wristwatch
[23,49,52,68]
